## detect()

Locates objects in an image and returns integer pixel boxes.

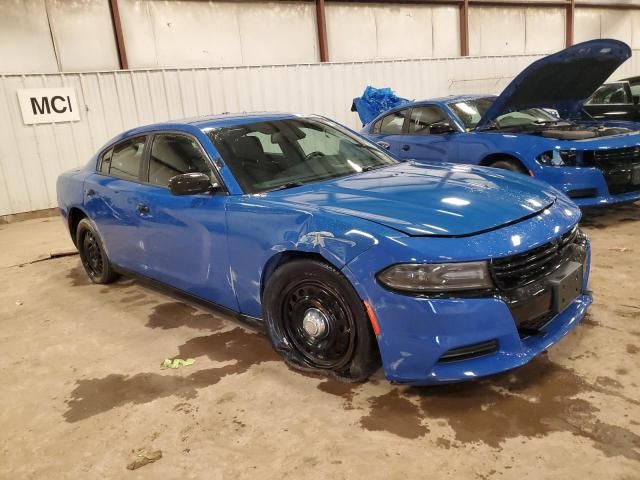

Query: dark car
[584,78,640,121]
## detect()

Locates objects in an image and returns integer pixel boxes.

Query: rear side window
[408,106,448,134]
[379,110,407,134]
[148,134,212,187]
[99,136,146,181]
[99,149,112,174]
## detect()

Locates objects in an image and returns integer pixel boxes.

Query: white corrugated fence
[1,52,639,216]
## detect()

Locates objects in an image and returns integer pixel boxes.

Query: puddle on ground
[146,302,226,331]
[64,327,278,423]
[318,355,640,460]
[360,389,428,439]
[317,379,359,409]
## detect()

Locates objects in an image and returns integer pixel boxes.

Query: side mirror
[430,121,456,135]
[168,172,219,196]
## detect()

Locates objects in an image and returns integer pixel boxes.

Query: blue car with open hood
[354,39,640,208]
[57,113,591,384]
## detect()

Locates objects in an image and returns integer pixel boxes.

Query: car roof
[105,112,311,149]
[128,112,303,134]
[407,94,494,106]
[366,94,494,124]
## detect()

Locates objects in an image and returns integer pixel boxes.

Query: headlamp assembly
[377,262,494,293]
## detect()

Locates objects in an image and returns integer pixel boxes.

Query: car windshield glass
[208,117,398,194]
[448,97,558,129]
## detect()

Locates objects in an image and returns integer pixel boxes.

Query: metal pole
[109,0,129,70]
[316,0,329,62]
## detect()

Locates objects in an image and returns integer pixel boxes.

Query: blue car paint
[57,113,591,385]
[358,40,640,208]
[361,96,640,208]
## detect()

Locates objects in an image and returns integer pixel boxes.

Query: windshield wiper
[265,182,305,192]
[361,165,387,172]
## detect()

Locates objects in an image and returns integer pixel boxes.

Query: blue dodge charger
[355,39,640,208]
[57,113,591,384]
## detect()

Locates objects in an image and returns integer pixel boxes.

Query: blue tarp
[351,86,410,125]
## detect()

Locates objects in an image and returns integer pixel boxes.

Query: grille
[583,146,640,195]
[491,228,581,291]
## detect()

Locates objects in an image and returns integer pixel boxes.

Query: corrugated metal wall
[1,52,639,216]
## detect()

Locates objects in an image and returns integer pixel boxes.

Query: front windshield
[208,117,397,194]
[448,97,559,130]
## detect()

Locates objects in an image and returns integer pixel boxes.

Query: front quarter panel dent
[226,197,386,318]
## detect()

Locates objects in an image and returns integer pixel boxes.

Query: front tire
[263,259,380,382]
[488,158,528,174]
[76,218,117,284]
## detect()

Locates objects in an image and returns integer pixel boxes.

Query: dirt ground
[0,205,639,479]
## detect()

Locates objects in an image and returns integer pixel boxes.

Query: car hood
[476,39,632,129]
[271,162,556,237]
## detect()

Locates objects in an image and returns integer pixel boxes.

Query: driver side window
[408,106,448,134]
[147,134,213,187]
[378,110,407,135]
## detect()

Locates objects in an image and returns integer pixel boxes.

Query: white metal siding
[1,52,639,216]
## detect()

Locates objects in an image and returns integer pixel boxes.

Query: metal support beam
[566,0,575,47]
[316,0,329,62]
[109,0,128,70]
[460,0,469,56]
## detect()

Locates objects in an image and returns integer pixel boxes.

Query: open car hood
[476,39,632,129]
[275,162,556,237]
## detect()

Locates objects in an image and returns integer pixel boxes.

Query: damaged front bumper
[343,229,591,385]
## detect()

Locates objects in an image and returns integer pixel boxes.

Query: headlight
[536,149,577,166]
[377,262,494,293]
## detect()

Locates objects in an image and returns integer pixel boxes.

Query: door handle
[376,141,390,150]
[137,203,150,215]
[401,145,410,151]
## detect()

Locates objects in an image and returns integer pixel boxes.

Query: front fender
[225,196,395,318]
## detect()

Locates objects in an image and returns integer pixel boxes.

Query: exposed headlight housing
[377,262,494,293]
[536,149,577,166]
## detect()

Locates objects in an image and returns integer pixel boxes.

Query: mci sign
[17,88,80,125]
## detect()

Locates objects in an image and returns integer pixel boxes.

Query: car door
[584,82,640,121]
[83,135,149,273]
[134,132,237,311]
[392,105,460,162]
[366,108,409,156]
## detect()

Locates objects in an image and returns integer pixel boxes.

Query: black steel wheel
[281,279,356,369]
[76,218,117,284]
[263,259,380,381]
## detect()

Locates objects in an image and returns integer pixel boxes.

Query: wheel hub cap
[302,308,329,339]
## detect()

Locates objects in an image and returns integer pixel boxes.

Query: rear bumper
[536,165,640,207]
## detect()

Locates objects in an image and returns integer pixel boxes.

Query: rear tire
[263,259,380,382]
[76,218,117,284]
[488,158,528,174]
